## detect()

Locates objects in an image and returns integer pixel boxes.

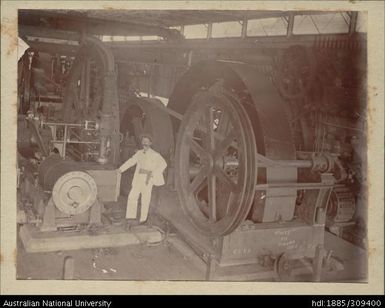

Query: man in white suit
[118,134,167,225]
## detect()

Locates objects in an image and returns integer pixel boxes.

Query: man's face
[141,137,152,150]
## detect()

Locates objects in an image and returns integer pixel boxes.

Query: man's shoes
[125,219,137,231]
[125,219,148,231]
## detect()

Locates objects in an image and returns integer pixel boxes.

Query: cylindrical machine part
[327,186,355,223]
[38,154,98,215]
[38,154,76,190]
[52,170,97,215]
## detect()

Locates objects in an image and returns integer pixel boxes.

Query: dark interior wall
[112,41,276,98]
[112,33,366,101]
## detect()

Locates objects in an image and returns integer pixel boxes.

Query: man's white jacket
[119,148,167,186]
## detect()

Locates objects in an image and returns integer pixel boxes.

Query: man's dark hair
[139,133,153,142]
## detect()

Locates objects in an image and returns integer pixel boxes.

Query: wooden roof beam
[19,10,183,39]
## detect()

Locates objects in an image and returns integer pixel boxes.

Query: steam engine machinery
[17,24,366,281]
[18,37,121,236]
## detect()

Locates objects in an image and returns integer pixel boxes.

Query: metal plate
[52,171,97,215]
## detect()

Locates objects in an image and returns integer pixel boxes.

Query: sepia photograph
[1,1,384,295]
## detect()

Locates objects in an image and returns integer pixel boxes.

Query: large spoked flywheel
[175,89,257,236]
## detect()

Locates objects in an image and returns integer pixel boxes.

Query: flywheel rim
[175,90,257,236]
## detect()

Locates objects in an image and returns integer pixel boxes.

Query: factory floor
[16,232,205,281]
[16,190,367,282]
[16,226,367,282]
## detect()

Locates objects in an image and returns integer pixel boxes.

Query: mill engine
[17,36,121,232]
[17,31,366,281]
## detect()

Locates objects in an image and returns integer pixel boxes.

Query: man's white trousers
[125,179,153,222]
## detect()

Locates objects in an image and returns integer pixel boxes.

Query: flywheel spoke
[214,129,237,158]
[205,106,216,153]
[207,173,217,222]
[214,166,237,193]
[189,168,207,194]
[216,110,231,137]
[190,139,209,160]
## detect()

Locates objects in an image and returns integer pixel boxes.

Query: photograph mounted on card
[0,0,383,295]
